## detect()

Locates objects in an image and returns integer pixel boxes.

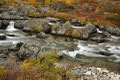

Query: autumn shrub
[31,24,43,32]
[0,66,7,80]
[54,12,73,21]
[65,26,73,36]
[0,51,80,80]
[28,11,44,18]
[45,9,56,17]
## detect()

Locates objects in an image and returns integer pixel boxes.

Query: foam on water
[6,21,18,32]
[97,28,103,33]
[63,40,120,59]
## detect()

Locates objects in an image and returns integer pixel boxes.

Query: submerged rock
[0,20,9,29]
[0,34,6,40]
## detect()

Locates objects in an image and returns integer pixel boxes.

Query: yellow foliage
[65,26,73,36]
[45,0,50,5]
[0,66,7,80]
[28,11,44,18]
[21,52,64,80]
[54,13,72,20]
[65,0,72,5]
[71,31,79,38]
[45,9,56,17]
[32,24,42,32]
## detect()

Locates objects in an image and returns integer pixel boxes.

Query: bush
[54,13,73,21]
[28,11,44,18]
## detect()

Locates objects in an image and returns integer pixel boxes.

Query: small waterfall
[6,21,18,31]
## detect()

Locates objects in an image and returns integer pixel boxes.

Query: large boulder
[22,19,50,32]
[14,20,28,29]
[84,23,96,33]
[52,21,89,39]
[52,21,72,35]
[71,28,89,39]
[17,41,41,60]
[98,26,120,36]
[105,27,120,36]
[0,20,9,29]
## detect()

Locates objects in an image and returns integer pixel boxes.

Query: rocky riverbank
[0,5,120,80]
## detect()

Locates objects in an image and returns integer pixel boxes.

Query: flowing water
[0,21,32,48]
[0,20,120,73]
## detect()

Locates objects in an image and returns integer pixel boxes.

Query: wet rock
[14,20,27,29]
[97,51,113,56]
[0,34,6,40]
[8,42,23,51]
[0,20,9,29]
[105,27,120,36]
[91,37,109,43]
[84,23,96,33]
[36,32,47,38]
[16,42,23,49]
[98,26,120,36]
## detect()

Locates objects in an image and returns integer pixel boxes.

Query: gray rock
[102,27,120,36]
[52,21,72,35]
[36,32,47,38]
[22,19,49,32]
[103,32,111,37]
[14,20,28,29]
[0,20,9,29]
[84,23,96,33]
[72,28,89,39]
[17,42,40,60]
